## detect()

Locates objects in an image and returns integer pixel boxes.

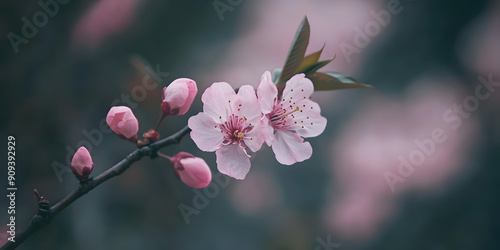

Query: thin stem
[155,114,166,130]
[0,125,191,250]
[157,152,172,161]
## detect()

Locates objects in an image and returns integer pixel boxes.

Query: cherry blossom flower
[170,152,212,188]
[106,106,139,142]
[188,82,263,180]
[71,146,94,181]
[162,78,198,116]
[257,71,327,165]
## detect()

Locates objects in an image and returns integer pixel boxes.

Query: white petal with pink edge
[216,144,251,180]
[281,74,314,102]
[201,82,236,122]
[259,116,274,146]
[188,112,224,152]
[271,130,313,165]
[290,100,327,138]
[257,71,278,114]
[232,85,262,125]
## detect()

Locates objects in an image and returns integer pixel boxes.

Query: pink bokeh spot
[230,171,283,216]
[192,0,380,94]
[72,0,142,50]
[323,77,479,241]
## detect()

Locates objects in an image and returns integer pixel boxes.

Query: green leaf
[307,72,372,90]
[277,16,310,85]
[302,57,334,75]
[272,68,282,83]
[294,44,325,74]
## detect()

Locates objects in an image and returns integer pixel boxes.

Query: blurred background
[1,0,500,249]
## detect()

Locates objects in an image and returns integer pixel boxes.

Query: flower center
[219,114,253,147]
[267,101,300,130]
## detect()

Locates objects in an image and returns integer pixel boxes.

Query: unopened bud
[170,152,211,188]
[161,78,197,116]
[106,106,139,142]
[71,146,94,181]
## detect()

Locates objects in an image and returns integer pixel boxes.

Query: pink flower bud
[71,147,94,181]
[170,152,211,188]
[161,78,197,116]
[106,106,139,141]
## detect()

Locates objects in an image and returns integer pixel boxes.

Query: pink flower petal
[233,85,262,127]
[216,144,251,180]
[272,130,312,165]
[201,82,236,122]
[107,111,125,134]
[163,83,189,110]
[290,100,327,138]
[188,112,224,152]
[243,120,262,152]
[181,78,198,115]
[281,73,314,102]
[119,113,140,139]
[257,71,278,114]
[260,116,274,146]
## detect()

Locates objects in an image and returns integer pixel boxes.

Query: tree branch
[1,125,191,250]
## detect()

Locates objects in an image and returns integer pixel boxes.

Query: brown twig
[0,125,191,250]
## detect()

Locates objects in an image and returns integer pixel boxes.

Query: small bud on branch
[70,146,94,181]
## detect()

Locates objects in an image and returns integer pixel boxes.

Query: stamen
[218,114,252,148]
[284,106,300,116]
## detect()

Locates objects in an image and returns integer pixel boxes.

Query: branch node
[33,189,51,225]
[80,178,95,194]
[149,151,159,159]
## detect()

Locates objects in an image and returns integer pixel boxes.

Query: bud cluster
[69,78,211,188]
